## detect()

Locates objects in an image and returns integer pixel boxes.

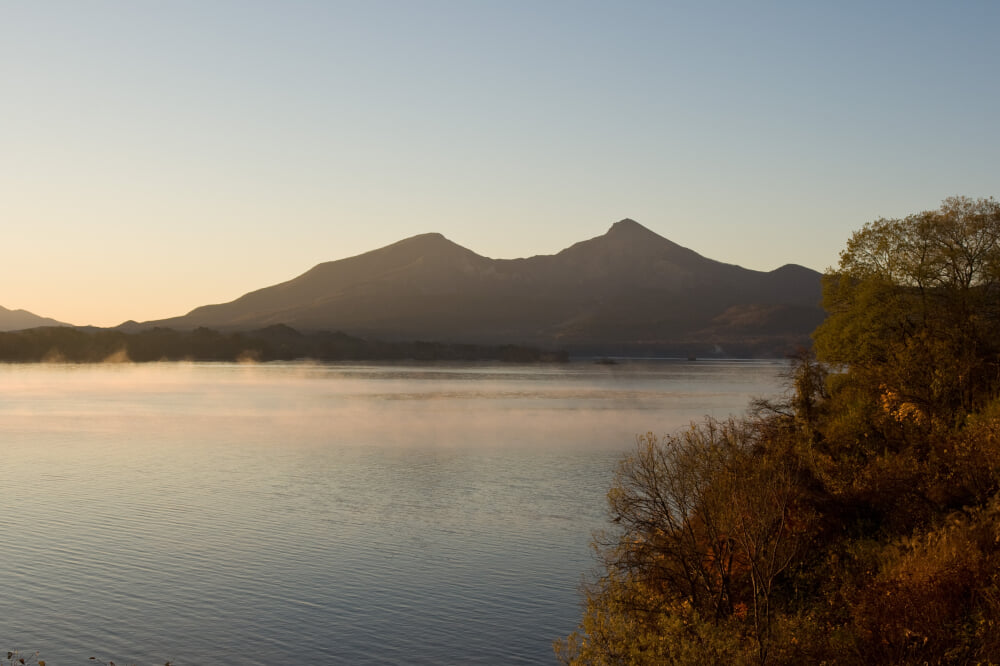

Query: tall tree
[814,196,1000,427]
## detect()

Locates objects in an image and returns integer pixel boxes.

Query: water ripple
[0,361,784,664]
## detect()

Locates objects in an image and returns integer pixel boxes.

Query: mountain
[0,305,67,331]
[136,219,825,356]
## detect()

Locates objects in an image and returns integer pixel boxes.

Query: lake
[0,359,786,665]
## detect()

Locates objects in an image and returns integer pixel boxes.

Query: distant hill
[134,219,825,356]
[0,305,67,331]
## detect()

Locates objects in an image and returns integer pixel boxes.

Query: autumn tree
[815,196,1000,428]
[560,197,1000,665]
[556,419,819,665]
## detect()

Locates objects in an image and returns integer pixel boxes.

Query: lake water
[0,359,786,665]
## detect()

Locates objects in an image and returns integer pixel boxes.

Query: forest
[0,324,567,363]
[557,196,1000,664]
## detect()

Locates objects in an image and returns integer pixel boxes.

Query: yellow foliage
[879,384,927,425]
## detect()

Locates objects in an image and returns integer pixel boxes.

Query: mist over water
[0,360,785,665]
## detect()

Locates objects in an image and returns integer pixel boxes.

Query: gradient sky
[3,1,998,327]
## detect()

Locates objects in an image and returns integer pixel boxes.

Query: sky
[2,1,998,327]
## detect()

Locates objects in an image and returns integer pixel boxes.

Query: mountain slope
[0,305,67,331]
[139,219,824,355]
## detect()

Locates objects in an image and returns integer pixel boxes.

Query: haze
[3,1,998,327]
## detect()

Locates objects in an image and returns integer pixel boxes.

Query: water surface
[0,360,785,664]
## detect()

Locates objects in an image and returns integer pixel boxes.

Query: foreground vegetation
[557,197,1000,664]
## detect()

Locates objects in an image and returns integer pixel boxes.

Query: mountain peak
[606,218,661,239]
[410,231,446,241]
[381,231,484,261]
[609,217,642,230]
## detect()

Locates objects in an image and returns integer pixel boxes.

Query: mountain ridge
[129,219,824,356]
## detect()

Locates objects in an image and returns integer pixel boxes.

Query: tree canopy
[815,196,1000,425]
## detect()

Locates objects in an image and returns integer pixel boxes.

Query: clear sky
[3,1,998,327]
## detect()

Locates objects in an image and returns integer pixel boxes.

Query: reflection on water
[0,360,785,664]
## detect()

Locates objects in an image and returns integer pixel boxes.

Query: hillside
[0,305,67,331]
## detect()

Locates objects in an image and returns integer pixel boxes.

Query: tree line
[557,196,1000,664]
[0,324,568,363]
